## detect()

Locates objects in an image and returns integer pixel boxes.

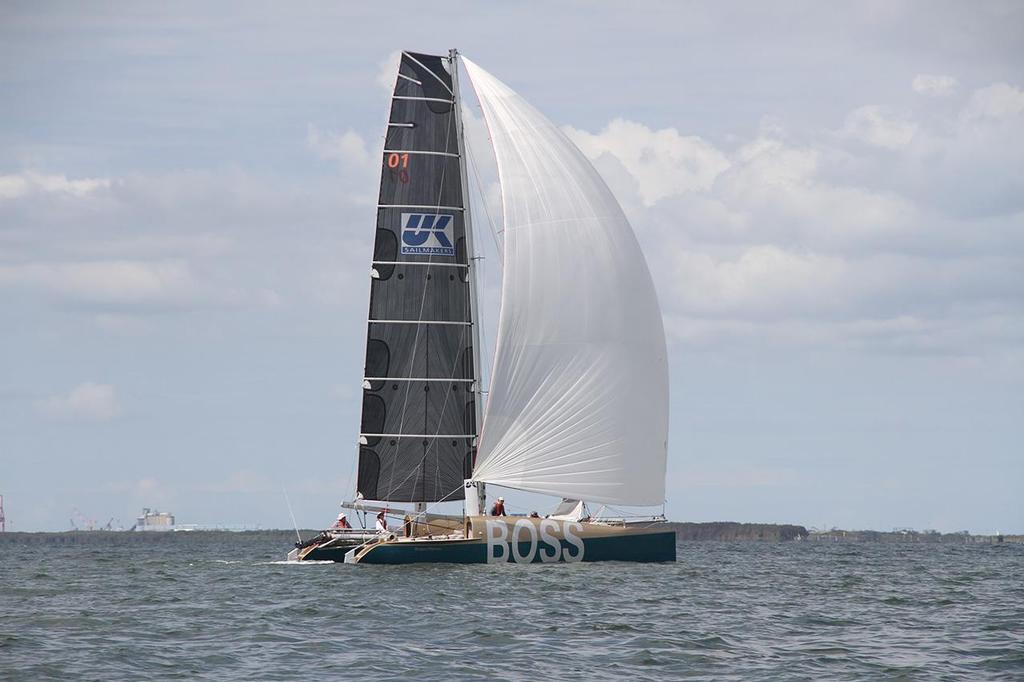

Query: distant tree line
[667,522,809,541]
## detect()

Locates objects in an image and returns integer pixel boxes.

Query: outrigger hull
[292,518,676,565]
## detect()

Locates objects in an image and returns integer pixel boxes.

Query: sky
[1,1,1021,533]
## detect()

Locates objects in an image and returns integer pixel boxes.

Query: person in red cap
[490,497,506,516]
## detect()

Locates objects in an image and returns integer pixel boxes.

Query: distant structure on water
[0,495,6,532]
[133,508,175,531]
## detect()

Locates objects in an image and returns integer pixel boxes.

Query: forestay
[462,58,669,506]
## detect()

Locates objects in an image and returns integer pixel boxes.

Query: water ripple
[1,533,1022,679]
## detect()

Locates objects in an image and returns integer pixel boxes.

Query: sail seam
[362,433,474,438]
[365,377,473,382]
[393,96,453,104]
[378,204,463,211]
[372,260,467,268]
[369,320,470,325]
[382,149,459,158]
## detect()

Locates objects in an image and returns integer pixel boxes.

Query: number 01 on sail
[288,50,675,564]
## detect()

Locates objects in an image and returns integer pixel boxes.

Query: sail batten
[463,57,669,507]
[355,51,477,504]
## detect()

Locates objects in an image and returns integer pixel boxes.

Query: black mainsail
[356,51,478,503]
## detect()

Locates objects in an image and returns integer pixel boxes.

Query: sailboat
[288,50,674,564]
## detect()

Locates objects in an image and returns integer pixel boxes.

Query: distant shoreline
[2,523,1021,544]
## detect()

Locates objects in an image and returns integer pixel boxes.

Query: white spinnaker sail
[463,57,669,506]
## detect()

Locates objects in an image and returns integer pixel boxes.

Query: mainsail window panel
[359,380,468,438]
[360,394,386,447]
[357,448,381,500]
[399,53,453,101]
[386,99,458,153]
[364,339,390,389]
[357,438,465,503]
[392,53,453,109]
[462,400,476,446]
[379,154,462,208]
[365,324,472,381]
[369,267,469,322]
[372,229,398,280]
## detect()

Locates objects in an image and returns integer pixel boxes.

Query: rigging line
[383,80,457,502]
[282,487,301,543]
[415,482,468,523]
[463,139,499,400]
[465,139,503,255]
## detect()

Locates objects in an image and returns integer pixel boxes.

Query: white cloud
[198,469,274,494]
[0,260,201,307]
[564,92,1022,359]
[566,119,729,205]
[962,82,1024,120]
[376,50,402,93]
[912,74,958,97]
[306,124,374,167]
[841,105,918,149]
[38,382,121,421]
[665,246,847,317]
[0,171,111,201]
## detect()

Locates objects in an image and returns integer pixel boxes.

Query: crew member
[375,510,389,532]
[490,497,506,516]
[333,512,351,529]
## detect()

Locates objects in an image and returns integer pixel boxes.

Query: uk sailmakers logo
[400,213,455,256]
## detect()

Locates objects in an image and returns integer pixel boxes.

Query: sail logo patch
[400,213,455,256]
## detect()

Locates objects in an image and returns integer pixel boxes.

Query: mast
[450,48,486,516]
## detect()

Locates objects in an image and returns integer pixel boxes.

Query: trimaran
[288,50,674,564]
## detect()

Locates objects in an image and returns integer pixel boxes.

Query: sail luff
[462,57,669,507]
[450,50,484,483]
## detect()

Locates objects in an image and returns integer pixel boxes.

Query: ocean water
[1,532,1022,680]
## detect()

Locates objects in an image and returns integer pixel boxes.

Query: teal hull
[302,530,676,564]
